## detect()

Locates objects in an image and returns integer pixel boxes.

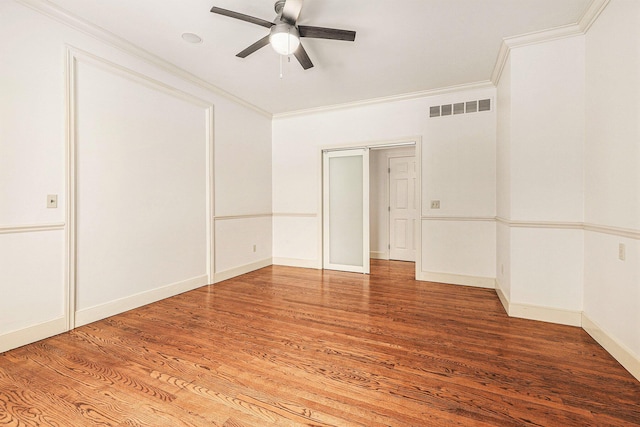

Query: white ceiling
[45,0,592,114]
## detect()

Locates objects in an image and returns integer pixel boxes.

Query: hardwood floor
[1,260,639,426]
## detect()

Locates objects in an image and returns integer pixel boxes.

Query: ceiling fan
[210,0,356,70]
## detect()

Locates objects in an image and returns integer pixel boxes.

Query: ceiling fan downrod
[274,0,286,15]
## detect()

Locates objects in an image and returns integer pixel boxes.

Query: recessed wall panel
[75,60,208,312]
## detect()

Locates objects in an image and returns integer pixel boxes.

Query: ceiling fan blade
[210,6,274,29]
[294,43,314,70]
[281,0,303,25]
[298,25,356,41]
[236,35,271,58]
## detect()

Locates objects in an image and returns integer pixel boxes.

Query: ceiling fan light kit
[210,0,356,70]
[270,23,300,56]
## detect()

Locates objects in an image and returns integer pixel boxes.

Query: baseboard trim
[495,283,639,380]
[495,284,510,315]
[75,275,209,327]
[418,271,496,289]
[509,302,582,327]
[370,251,389,260]
[214,258,273,283]
[494,281,581,326]
[271,257,320,270]
[582,313,640,382]
[0,316,67,354]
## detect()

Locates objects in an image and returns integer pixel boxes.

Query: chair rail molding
[0,223,65,234]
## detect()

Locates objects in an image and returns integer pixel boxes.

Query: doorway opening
[370,147,417,262]
[321,140,420,277]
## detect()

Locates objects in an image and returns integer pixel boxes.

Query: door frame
[319,137,422,279]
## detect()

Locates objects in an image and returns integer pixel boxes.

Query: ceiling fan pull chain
[288,27,292,63]
[279,53,283,79]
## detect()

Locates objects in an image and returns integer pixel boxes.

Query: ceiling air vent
[429,98,491,118]
[466,101,477,113]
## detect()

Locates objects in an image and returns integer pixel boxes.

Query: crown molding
[578,0,611,33]
[491,0,610,86]
[16,0,610,120]
[490,42,511,88]
[15,0,272,118]
[273,80,495,119]
[490,24,582,85]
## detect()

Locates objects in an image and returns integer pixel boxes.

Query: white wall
[510,39,585,223]
[0,2,69,351]
[496,35,586,317]
[421,219,496,280]
[0,1,271,352]
[73,58,209,325]
[421,104,497,285]
[495,1,640,379]
[215,216,272,278]
[213,99,273,278]
[272,87,497,285]
[370,149,388,259]
[0,231,65,333]
[496,55,512,299]
[584,0,640,368]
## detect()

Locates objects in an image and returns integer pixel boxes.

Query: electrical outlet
[619,243,626,261]
[47,194,58,208]
[430,200,440,209]
[253,244,257,253]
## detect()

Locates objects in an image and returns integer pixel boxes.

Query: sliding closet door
[322,149,370,274]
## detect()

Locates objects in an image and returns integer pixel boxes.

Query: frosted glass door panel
[329,155,363,267]
[323,149,369,274]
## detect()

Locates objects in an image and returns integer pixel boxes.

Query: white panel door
[389,156,417,261]
[323,149,370,274]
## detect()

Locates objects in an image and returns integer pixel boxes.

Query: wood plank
[1,260,639,426]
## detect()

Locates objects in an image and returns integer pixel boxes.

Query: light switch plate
[47,194,58,208]
[430,200,440,209]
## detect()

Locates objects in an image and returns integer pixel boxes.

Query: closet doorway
[322,141,420,275]
[370,146,417,262]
